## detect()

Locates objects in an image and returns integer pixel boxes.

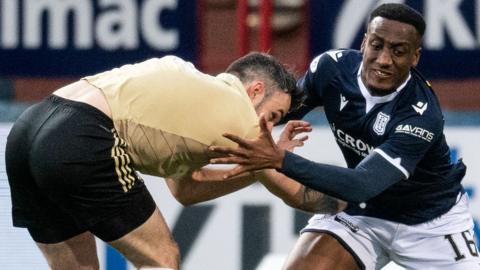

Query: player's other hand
[209,114,285,178]
[277,120,312,151]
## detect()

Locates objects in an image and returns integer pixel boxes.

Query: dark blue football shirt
[281,49,465,224]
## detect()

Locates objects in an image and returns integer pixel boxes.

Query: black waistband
[46,94,112,124]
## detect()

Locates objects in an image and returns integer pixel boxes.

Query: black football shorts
[5,95,156,243]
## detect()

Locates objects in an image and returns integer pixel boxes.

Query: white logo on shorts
[334,215,359,233]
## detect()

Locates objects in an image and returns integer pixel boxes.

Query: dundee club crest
[373,112,390,135]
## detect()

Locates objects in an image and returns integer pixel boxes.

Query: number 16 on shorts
[445,229,479,262]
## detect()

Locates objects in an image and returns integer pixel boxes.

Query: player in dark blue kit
[210,3,480,270]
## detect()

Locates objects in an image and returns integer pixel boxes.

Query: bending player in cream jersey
[7,52,344,270]
[83,55,261,180]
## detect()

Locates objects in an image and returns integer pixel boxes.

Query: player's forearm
[279,151,405,203]
[260,169,346,213]
[258,169,303,207]
[166,168,257,206]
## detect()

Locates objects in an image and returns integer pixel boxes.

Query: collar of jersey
[357,62,411,114]
[217,73,249,97]
[216,72,256,111]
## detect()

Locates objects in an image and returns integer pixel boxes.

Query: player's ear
[412,47,421,68]
[360,33,367,53]
[246,80,265,100]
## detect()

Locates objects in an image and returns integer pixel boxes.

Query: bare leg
[108,207,180,269]
[35,231,99,270]
[283,232,360,270]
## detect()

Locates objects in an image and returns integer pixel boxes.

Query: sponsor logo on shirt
[395,124,435,142]
[373,112,390,135]
[332,124,373,157]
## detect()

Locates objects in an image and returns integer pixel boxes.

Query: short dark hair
[226,52,304,112]
[369,3,425,37]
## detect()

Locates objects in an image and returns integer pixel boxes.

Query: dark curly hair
[226,52,305,112]
[369,3,425,39]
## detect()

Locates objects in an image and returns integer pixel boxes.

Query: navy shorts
[5,95,156,243]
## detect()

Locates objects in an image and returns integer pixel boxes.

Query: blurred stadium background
[0,0,479,269]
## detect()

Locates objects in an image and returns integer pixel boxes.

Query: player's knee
[159,239,180,264]
[282,257,305,270]
[136,239,180,269]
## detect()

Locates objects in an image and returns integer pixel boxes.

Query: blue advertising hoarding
[0,0,198,76]
[310,0,480,79]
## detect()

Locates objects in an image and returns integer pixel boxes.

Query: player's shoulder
[392,70,444,133]
[144,55,196,70]
[404,69,443,119]
[308,49,361,74]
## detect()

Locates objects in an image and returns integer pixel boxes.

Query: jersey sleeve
[375,115,443,179]
[280,150,406,203]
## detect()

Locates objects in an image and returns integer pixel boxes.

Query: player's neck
[367,87,395,97]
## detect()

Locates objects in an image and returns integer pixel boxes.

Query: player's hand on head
[277,120,312,151]
[209,114,286,179]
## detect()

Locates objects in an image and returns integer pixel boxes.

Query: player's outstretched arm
[259,169,347,214]
[165,168,258,206]
[210,114,406,203]
[209,115,311,178]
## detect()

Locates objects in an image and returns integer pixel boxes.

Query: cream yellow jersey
[84,56,259,179]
